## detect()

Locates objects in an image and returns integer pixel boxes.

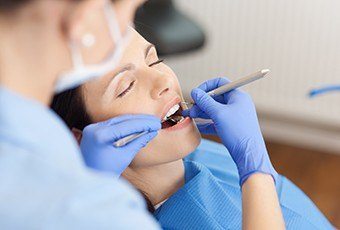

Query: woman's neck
[123,159,185,206]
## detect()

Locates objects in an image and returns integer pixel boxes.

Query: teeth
[163,104,180,121]
[171,116,184,123]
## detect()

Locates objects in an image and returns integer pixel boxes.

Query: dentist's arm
[183,78,285,229]
[242,174,284,230]
[80,114,161,176]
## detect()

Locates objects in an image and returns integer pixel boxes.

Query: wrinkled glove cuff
[239,164,278,187]
[231,139,278,187]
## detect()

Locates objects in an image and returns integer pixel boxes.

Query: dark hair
[51,87,155,213]
[51,87,91,130]
[0,0,118,11]
[0,0,32,11]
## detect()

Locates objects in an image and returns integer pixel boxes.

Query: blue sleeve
[0,144,160,230]
[46,173,160,229]
[47,174,160,229]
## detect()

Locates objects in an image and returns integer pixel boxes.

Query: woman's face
[81,29,201,168]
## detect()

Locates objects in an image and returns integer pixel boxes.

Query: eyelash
[117,81,135,98]
[117,59,164,98]
[149,59,164,67]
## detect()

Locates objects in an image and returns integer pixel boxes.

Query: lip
[161,117,192,132]
[160,96,181,121]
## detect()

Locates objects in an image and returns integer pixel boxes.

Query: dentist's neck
[0,28,55,105]
[122,160,185,207]
[0,2,69,106]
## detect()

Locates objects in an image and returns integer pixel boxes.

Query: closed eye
[116,59,164,98]
[117,80,135,98]
[149,59,164,67]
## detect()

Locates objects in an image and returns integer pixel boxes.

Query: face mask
[55,1,132,93]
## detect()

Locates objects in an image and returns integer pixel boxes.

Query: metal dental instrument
[113,69,270,147]
[113,116,179,147]
[181,69,270,106]
[113,131,149,147]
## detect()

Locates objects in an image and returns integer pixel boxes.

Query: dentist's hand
[80,114,161,176]
[182,78,277,186]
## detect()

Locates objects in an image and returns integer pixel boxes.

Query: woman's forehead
[121,29,149,59]
[82,30,149,92]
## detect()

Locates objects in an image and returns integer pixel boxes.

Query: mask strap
[103,0,122,42]
[69,41,84,70]
[69,1,119,71]
[55,1,130,93]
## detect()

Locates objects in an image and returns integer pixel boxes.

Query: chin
[129,119,202,168]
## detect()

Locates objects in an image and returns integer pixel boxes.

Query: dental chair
[134,0,205,56]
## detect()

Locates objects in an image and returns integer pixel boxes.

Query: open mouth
[161,103,185,129]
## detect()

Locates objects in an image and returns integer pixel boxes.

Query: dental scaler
[113,69,270,147]
[181,69,270,106]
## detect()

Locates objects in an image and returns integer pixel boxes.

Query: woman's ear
[71,128,83,145]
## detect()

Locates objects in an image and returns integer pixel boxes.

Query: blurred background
[135,0,340,226]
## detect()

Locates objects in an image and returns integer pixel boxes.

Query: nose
[150,72,174,100]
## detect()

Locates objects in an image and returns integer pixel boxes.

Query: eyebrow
[104,63,135,91]
[107,43,154,85]
[103,43,155,99]
[145,44,156,59]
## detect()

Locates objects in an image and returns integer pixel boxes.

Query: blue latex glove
[182,78,278,186]
[80,114,161,176]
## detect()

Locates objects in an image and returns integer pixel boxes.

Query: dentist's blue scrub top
[154,139,334,230]
[0,87,160,229]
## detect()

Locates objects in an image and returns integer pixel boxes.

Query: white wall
[167,0,340,153]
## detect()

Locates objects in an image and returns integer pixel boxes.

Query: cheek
[112,97,159,118]
[164,67,183,95]
[129,122,202,168]
[90,96,156,122]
